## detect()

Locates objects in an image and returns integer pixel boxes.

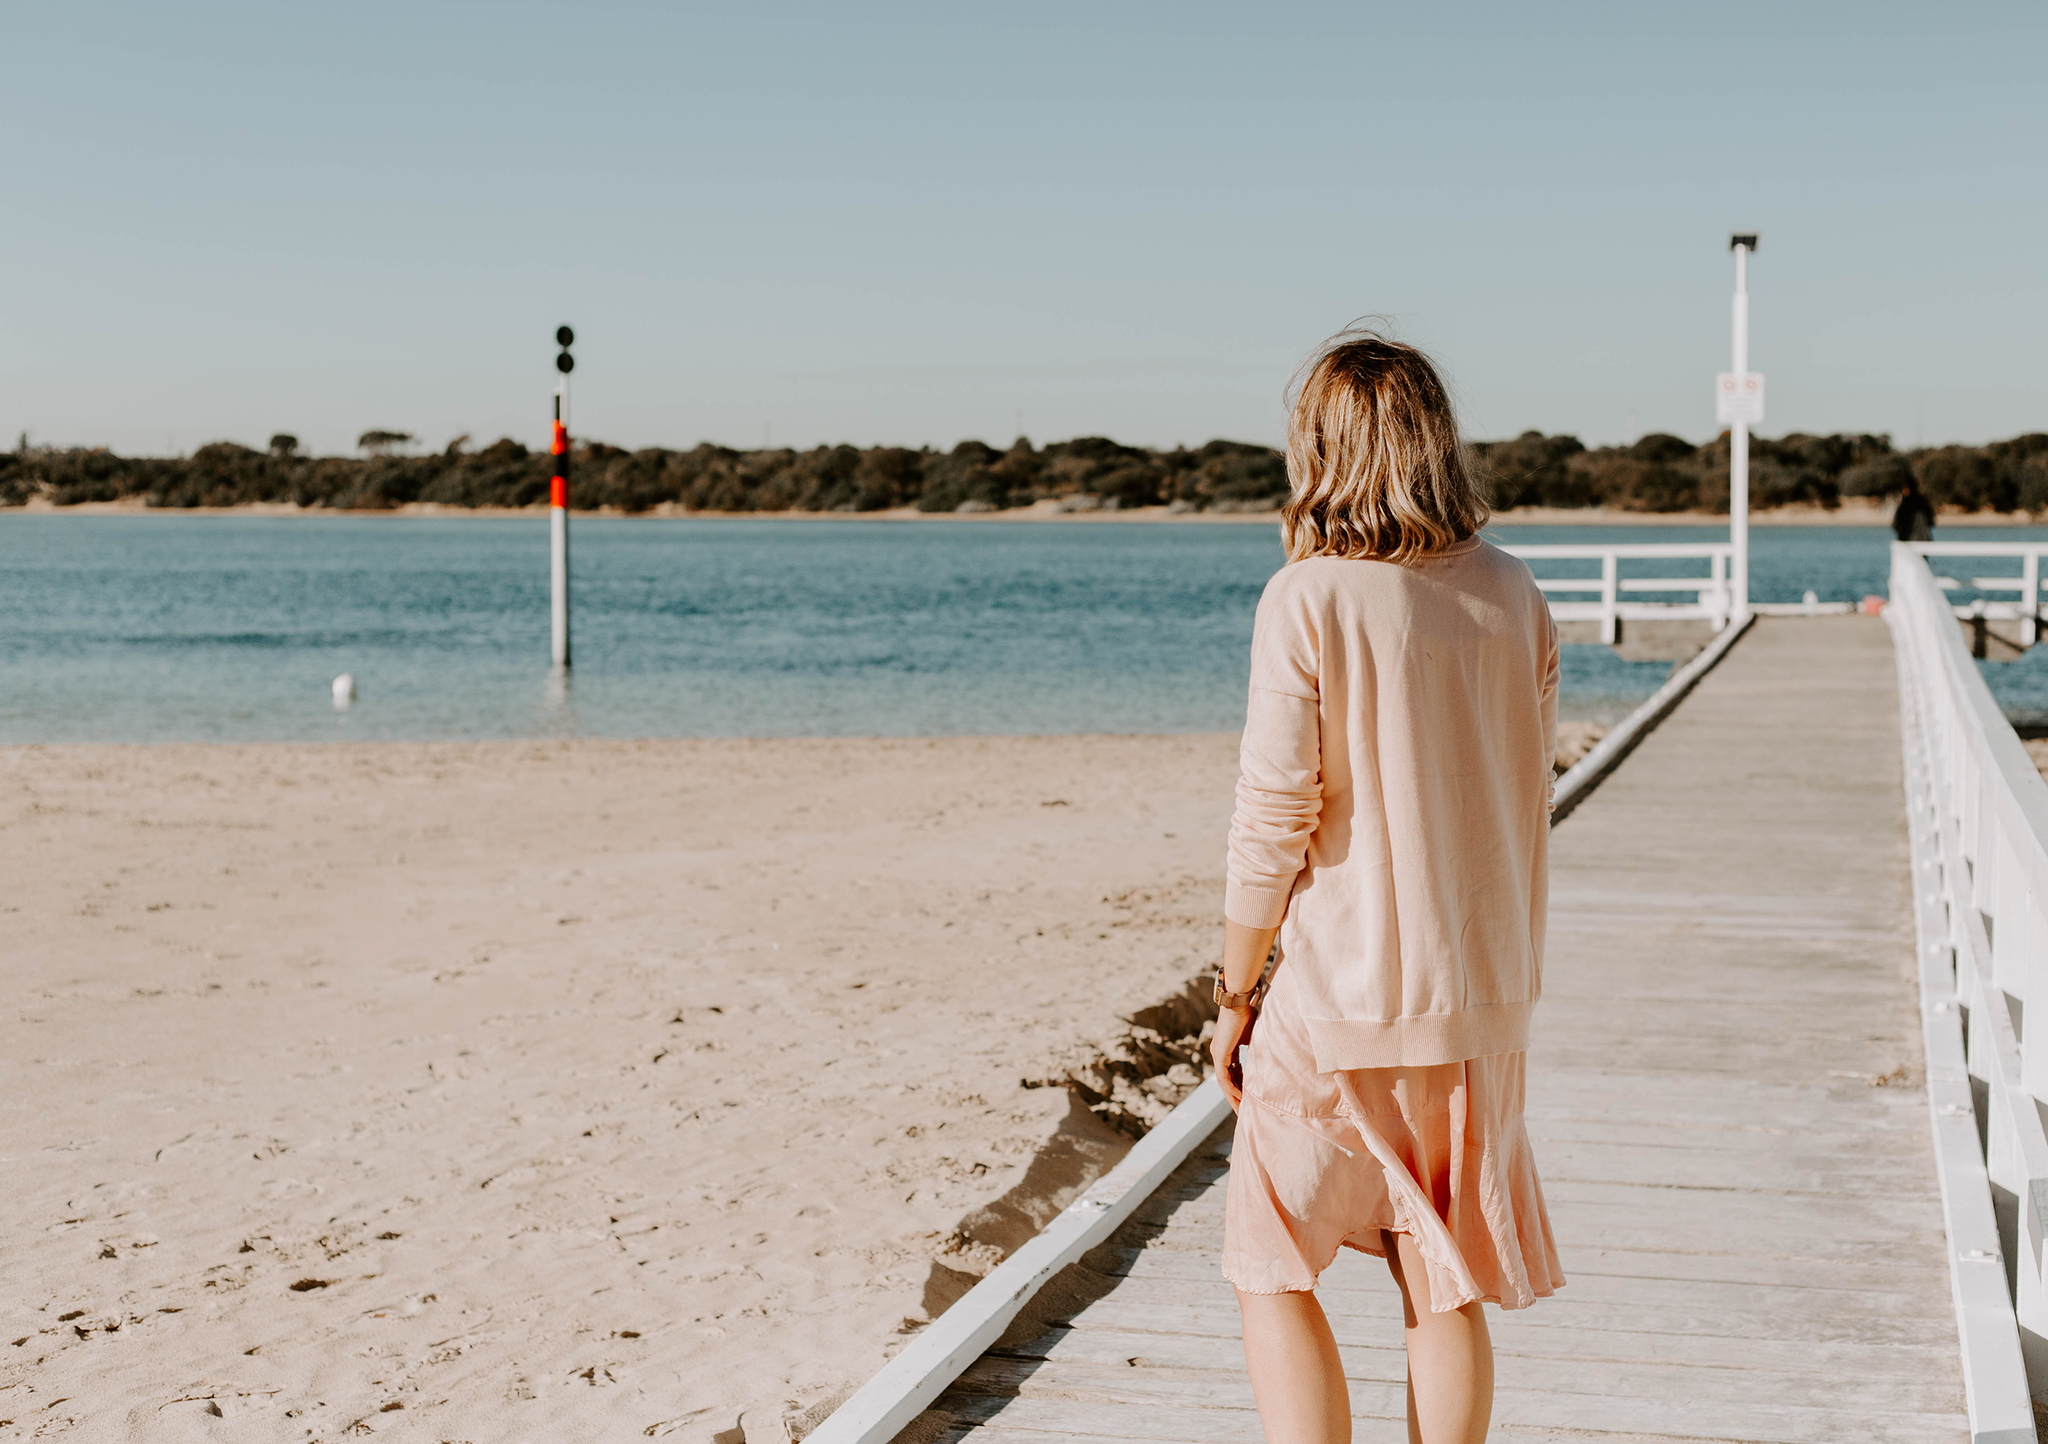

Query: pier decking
[920,618,1966,1443]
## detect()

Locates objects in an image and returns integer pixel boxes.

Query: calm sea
[4,515,2045,744]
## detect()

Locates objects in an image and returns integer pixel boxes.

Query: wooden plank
[1099,1248,1953,1322]
[1047,1291,1959,1350]
[929,1425,1798,1444]
[938,1386,1968,1444]
[1137,1185,1953,1259]
[976,1335,1968,1414]
[997,1320,1965,1390]
[947,1360,1968,1435]
[1098,1235,1946,1291]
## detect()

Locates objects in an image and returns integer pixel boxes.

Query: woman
[1211,330,1562,1444]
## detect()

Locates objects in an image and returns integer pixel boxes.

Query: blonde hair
[1281,328,1488,564]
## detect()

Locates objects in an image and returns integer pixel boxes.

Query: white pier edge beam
[1549,611,1754,823]
[807,1079,1234,1444]
[1890,543,2043,1443]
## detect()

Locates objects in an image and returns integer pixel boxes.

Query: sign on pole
[1715,371,1765,426]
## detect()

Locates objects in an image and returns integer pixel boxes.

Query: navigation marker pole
[1717,235,1761,626]
[552,326,575,669]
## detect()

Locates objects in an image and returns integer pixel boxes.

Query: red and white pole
[551,326,574,669]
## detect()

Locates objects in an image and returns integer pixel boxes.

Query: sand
[2,727,1605,1442]
[1,738,1246,1442]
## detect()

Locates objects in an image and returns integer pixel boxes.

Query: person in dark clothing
[1892,478,1935,542]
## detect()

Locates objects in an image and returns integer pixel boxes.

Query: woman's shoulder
[1267,536,1504,590]
[1259,555,1371,608]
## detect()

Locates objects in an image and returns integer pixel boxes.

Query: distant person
[1892,477,1935,542]
[1213,328,1560,1444]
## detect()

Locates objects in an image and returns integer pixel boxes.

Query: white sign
[1715,371,1765,425]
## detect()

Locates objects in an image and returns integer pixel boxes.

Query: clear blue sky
[5,1,2042,458]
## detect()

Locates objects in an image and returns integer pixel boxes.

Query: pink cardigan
[1225,537,1559,1070]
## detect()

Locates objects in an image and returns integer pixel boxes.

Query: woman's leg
[1382,1230,1493,1444]
[1235,1287,1350,1444]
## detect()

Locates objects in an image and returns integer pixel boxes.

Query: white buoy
[332,673,357,710]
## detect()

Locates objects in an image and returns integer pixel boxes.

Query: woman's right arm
[1225,582,1325,933]
[1214,581,1323,1106]
[1212,917,1280,1107]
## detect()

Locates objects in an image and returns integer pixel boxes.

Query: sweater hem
[1303,1001,1533,1071]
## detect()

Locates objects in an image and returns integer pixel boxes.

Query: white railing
[1890,542,2047,1439]
[1911,543,2048,647]
[1504,544,1733,644]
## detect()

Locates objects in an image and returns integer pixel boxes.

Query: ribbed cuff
[1224,879,1291,929]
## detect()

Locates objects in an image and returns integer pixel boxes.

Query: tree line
[4,430,2045,515]
[1472,430,2048,513]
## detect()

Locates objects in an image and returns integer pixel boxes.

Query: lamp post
[1718,234,1762,625]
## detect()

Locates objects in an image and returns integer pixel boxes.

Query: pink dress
[1221,964,1563,1311]
[1219,542,1565,1312]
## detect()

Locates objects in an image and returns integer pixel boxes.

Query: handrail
[1507,542,1737,559]
[1889,543,2047,1437]
[1502,543,1733,644]
[1909,542,2048,646]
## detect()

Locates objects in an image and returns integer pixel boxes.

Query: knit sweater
[1224,537,1559,1070]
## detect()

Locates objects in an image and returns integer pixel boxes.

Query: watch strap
[1213,972,1267,1011]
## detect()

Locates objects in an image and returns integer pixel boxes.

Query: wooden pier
[916,617,1968,1443]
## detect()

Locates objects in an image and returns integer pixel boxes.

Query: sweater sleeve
[1225,577,1324,929]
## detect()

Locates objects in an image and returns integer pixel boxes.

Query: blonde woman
[1212,330,1563,1444]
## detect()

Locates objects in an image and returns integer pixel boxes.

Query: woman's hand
[1211,1004,1254,1111]
[1212,919,1279,1112]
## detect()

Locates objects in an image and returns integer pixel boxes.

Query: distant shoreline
[8,495,2044,528]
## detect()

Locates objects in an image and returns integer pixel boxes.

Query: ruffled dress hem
[1219,970,1565,1315]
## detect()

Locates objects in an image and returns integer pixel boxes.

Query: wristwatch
[1214,973,1267,1011]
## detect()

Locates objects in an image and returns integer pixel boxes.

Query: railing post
[1994,832,2027,1000]
[2024,889,2048,1100]
[2026,550,2040,648]
[1973,761,1994,916]
[1600,552,1618,646]
[1710,551,1729,630]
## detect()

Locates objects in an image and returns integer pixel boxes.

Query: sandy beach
[2,737,1253,1441]
[2,725,1608,1441]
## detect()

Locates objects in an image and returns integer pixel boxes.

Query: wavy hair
[1280,327,1487,564]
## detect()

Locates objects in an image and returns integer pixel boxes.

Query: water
[2,515,2043,743]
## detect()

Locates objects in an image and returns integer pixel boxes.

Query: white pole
[551,376,571,669]
[1730,243,1751,624]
